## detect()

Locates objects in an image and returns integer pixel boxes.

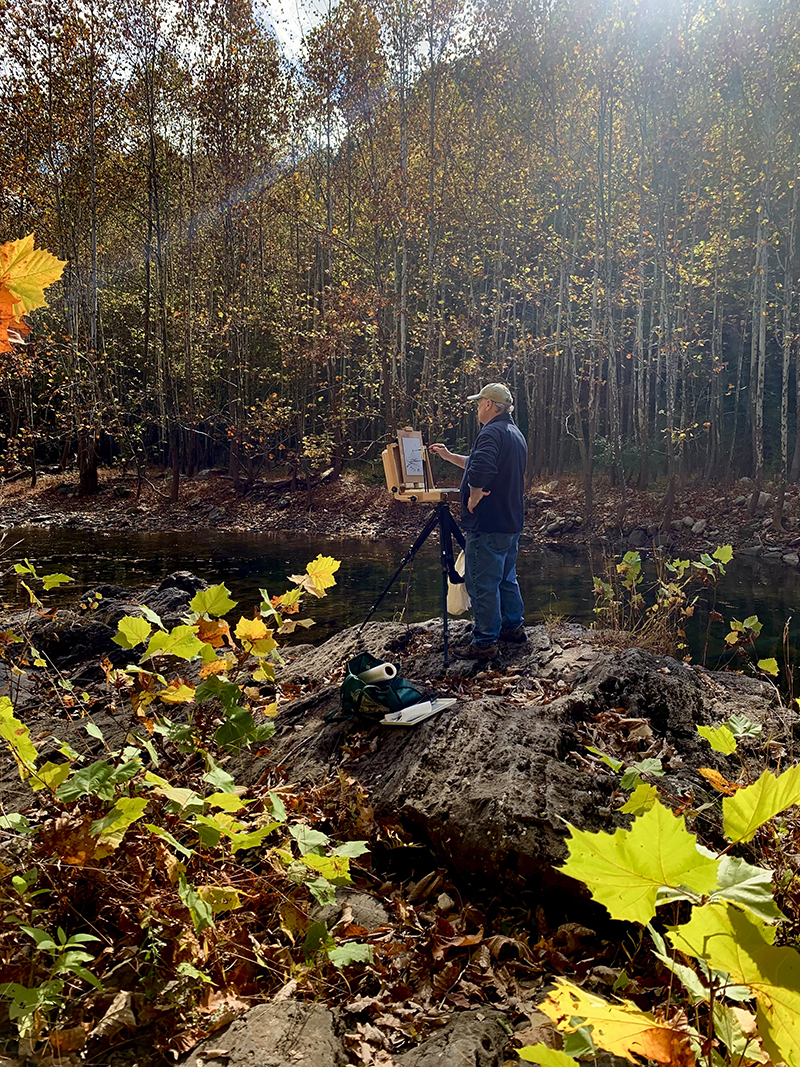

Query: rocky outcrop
[183,1002,510,1067]
[261,619,784,901]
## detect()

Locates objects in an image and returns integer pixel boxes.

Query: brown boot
[457,642,499,660]
[499,625,527,643]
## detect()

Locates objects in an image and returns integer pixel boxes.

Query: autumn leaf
[0,233,66,314]
[723,764,800,844]
[697,724,737,754]
[235,616,268,642]
[200,657,235,679]
[518,1047,579,1066]
[289,555,341,597]
[539,978,696,1066]
[0,695,38,778]
[560,798,719,924]
[197,884,243,914]
[668,902,800,1067]
[198,617,232,648]
[157,683,196,704]
[698,767,741,795]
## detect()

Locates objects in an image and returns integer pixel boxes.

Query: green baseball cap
[466,382,513,406]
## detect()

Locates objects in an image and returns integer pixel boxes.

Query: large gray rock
[184,1001,345,1067]
[396,1011,508,1065]
[259,621,784,897]
[183,1004,509,1067]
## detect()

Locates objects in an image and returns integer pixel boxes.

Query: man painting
[429,383,527,659]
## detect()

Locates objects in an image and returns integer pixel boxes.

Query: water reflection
[2,526,798,666]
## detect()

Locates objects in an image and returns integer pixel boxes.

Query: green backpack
[332,652,424,722]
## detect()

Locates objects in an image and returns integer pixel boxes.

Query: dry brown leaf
[91,990,136,1039]
[38,814,96,866]
[47,1025,88,1052]
[200,657,235,679]
[198,618,232,648]
[698,767,742,794]
[540,978,696,1067]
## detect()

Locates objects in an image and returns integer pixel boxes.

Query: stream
[1,525,797,667]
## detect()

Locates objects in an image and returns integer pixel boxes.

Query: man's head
[467,382,514,424]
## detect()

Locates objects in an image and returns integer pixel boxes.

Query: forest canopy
[1,0,798,513]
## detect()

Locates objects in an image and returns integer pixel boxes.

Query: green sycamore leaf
[518,1046,580,1067]
[743,615,762,633]
[113,615,152,649]
[757,658,779,677]
[91,797,149,849]
[330,840,370,858]
[560,798,720,924]
[302,852,352,883]
[723,764,800,843]
[41,572,73,591]
[177,961,213,983]
[144,823,194,858]
[726,714,762,738]
[307,877,336,906]
[139,605,164,629]
[229,822,281,853]
[647,924,708,1004]
[619,783,659,815]
[268,791,287,822]
[697,724,738,755]
[303,920,334,959]
[177,874,214,934]
[585,744,623,773]
[710,856,782,923]
[713,545,734,565]
[203,760,236,794]
[190,584,237,618]
[143,625,204,661]
[668,902,800,1067]
[327,942,374,968]
[57,758,141,802]
[712,1002,759,1060]
[291,824,329,855]
[0,812,33,834]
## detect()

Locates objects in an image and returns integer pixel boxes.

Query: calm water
[1,526,796,667]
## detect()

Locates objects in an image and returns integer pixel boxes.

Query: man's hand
[468,486,491,513]
[428,443,467,469]
[428,442,451,460]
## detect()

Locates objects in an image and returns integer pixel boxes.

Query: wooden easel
[382,428,459,503]
[369,429,464,664]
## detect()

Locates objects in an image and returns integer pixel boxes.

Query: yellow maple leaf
[200,657,235,679]
[0,233,66,315]
[157,683,195,704]
[539,979,696,1067]
[289,555,341,598]
[235,617,268,642]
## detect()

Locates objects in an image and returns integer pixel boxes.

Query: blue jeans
[464,531,524,646]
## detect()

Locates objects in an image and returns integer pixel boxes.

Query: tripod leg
[359,507,440,631]
[438,503,450,666]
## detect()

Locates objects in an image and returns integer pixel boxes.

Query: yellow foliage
[235,617,268,642]
[0,234,65,354]
[539,979,696,1066]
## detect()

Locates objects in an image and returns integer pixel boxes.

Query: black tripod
[360,502,466,666]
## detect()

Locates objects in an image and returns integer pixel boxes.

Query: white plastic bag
[447,549,471,615]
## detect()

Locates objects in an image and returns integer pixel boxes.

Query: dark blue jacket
[460,413,527,534]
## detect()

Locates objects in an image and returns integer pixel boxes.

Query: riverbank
[3,467,800,566]
[0,569,791,1066]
